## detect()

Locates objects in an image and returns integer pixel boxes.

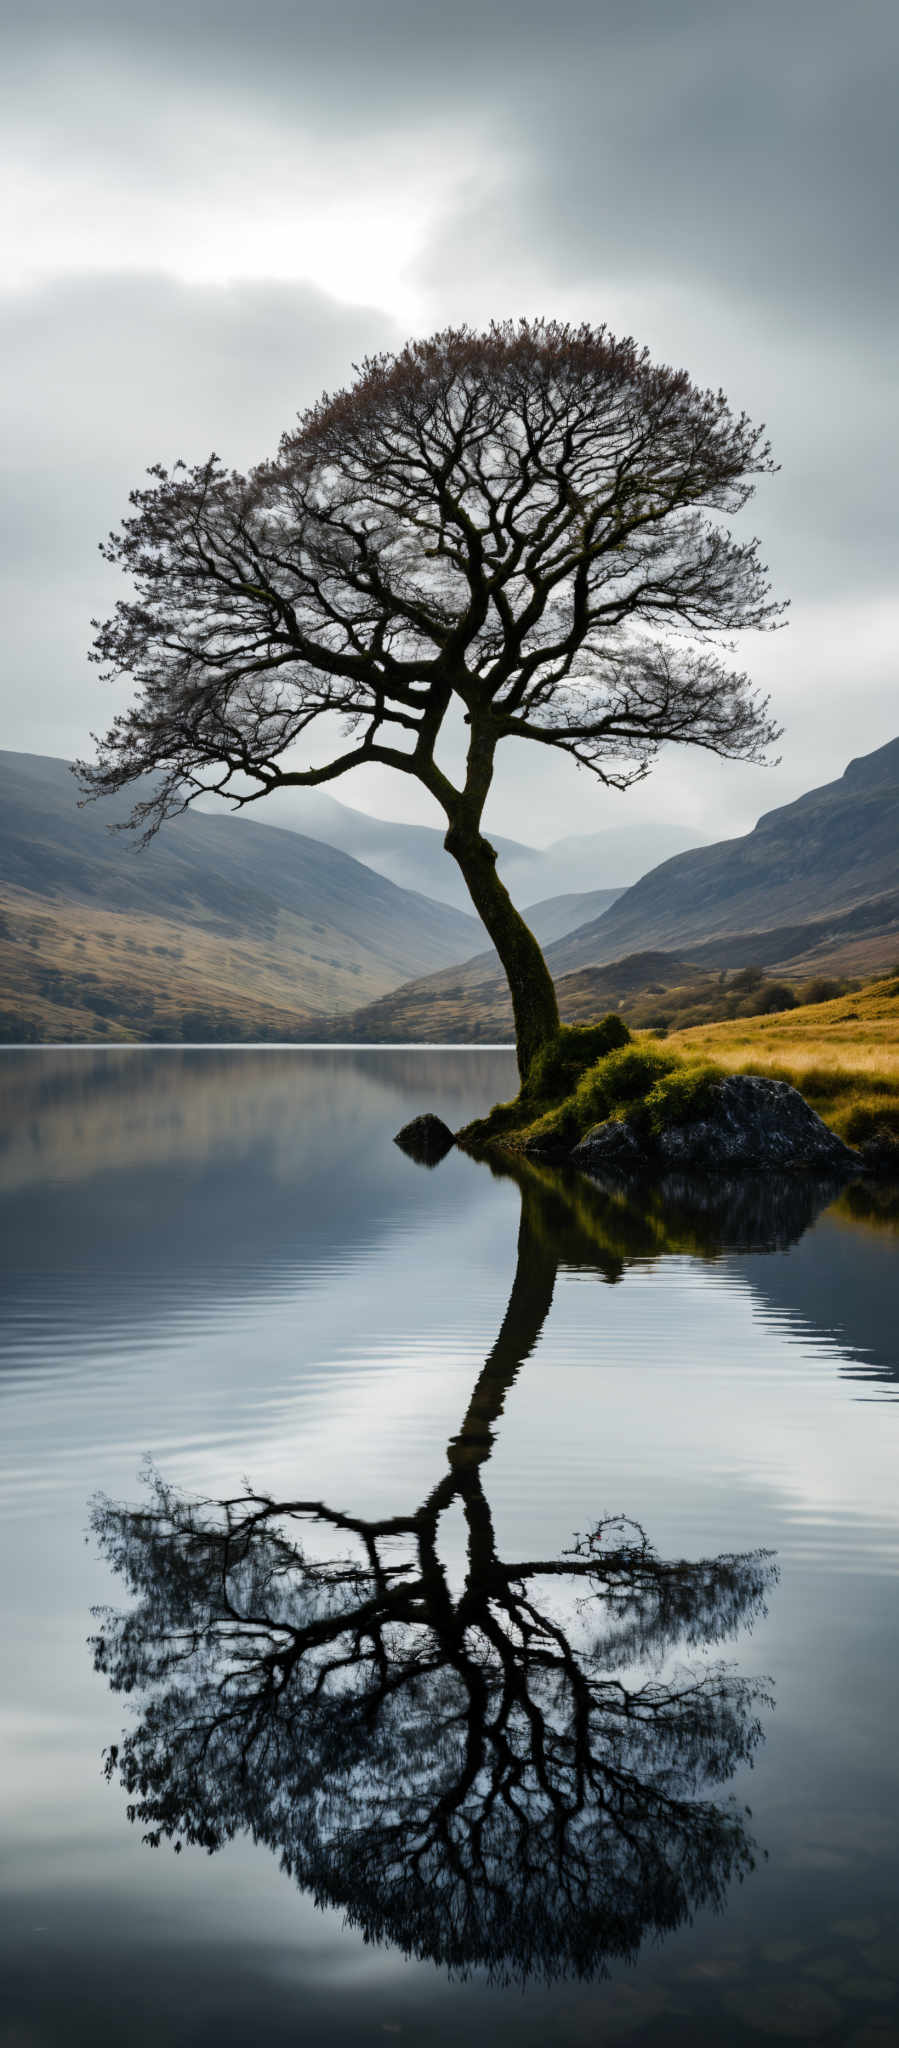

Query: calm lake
[2,1048,898,2046]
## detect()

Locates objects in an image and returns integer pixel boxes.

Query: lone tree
[80,320,783,1076]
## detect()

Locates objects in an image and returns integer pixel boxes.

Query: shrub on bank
[641,1059,722,1133]
[479,1034,724,1156]
[522,1016,631,1102]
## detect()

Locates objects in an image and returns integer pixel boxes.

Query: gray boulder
[571,1074,858,1175]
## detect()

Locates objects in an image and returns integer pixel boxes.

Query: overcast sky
[3,0,897,845]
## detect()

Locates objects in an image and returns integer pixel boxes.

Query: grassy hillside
[0,751,484,1040]
[0,878,486,1045]
[311,899,899,1046]
[549,735,899,968]
[544,887,899,989]
[319,948,710,1043]
[0,887,330,1042]
[667,974,899,1142]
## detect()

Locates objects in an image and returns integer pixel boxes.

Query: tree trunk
[446,1181,558,1477]
[444,818,560,1081]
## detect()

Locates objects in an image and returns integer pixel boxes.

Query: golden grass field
[667,974,899,1142]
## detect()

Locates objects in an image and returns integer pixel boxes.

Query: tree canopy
[80,319,784,1072]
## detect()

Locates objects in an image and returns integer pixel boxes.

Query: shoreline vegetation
[666,973,899,1146]
[455,974,899,1160]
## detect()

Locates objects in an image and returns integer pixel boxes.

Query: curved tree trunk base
[444,822,560,1081]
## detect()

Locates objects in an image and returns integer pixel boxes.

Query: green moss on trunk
[444,822,560,1080]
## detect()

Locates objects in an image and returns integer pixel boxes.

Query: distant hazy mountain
[221,784,703,910]
[515,822,705,903]
[543,735,899,973]
[0,752,480,1038]
[204,785,536,910]
[523,889,623,946]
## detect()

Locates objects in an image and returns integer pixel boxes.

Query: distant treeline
[631,967,868,1036]
[3,962,898,1049]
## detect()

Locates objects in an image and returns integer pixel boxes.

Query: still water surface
[1,1049,898,2045]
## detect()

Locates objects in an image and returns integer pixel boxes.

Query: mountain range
[0,751,480,1039]
[314,737,899,1042]
[0,737,896,1043]
[0,752,685,1040]
[547,735,899,972]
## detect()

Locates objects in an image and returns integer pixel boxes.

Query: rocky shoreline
[396,1075,877,1178]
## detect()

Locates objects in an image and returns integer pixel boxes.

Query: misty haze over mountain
[196,785,704,911]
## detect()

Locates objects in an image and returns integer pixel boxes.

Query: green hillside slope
[545,736,899,971]
[0,752,480,1039]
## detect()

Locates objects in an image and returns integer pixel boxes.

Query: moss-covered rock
[514,1047,724,1157]
[573,1074,859,1175]
[457,1020,860,1177]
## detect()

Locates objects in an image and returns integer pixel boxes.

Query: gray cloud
[1,0,896,836]
[526,15,899,323]
[10,0,897,310]
[0,275,398,756]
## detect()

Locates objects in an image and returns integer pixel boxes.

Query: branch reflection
[91,1161,778,1983]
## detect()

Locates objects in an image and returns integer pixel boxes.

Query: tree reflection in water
[91,1159,781,1983]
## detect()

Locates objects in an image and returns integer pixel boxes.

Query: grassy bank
[665,973,899,1143]
[459,1018,724,1156]
[458,973,899,1158]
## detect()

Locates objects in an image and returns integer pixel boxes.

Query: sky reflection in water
[1,1049,898,2045]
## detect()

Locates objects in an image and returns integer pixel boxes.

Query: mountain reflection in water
[92,1160,780,1984]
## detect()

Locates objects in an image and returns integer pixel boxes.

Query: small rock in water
[393,1113,455,1167]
